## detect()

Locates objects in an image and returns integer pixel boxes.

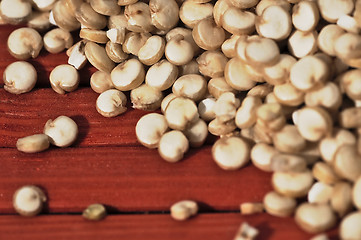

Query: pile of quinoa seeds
[4,0,361,238]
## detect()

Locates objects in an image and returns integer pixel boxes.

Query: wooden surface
[0,24,339,239]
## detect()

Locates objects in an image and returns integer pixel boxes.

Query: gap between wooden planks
[0,146,271,213]
[0,24,339,239]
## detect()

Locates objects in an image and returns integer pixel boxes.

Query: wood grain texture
[0,24,341,239]
[0,147,272,213]
[0,88,147,147]
[0,213,339,240]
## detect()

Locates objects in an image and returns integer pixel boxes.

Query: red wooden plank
[0,88,151,147]
[0,147,272,213]
[0,213,339,240]
[0,24,340,240]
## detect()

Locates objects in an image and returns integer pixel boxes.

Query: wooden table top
[0,24,339,240]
